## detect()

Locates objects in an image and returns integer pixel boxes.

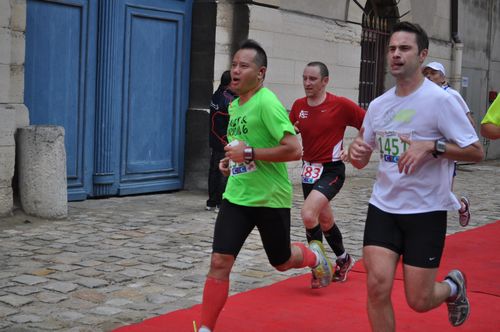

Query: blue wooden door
[25,0,192,200]
[113,0,192,196]
[25,0,97,201]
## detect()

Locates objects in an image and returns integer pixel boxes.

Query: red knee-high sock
[293,242,318,268]
[200,276,229,330]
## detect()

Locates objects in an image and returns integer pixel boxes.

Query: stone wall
[0,0,29,216]
[208,1,413,182]
[206,0,500,179]
[459,0,500,159]
[245,3,368,179]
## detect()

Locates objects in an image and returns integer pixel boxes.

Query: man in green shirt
[481,94,500,140]
[197,40,334,332]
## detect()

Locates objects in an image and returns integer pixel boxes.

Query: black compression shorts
[302,161,345,201]
[363,204,447,268]
[212,199,292,266]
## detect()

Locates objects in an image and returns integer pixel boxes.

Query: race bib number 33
[376,131,412,163]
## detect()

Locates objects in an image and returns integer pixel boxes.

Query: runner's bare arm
[398,137,484,175]
[219,157,230,177]
[224,133,301,163]
[348,128,372,169]
[434,140,484,162]
[293,121,300,134]
[481,123,500,140]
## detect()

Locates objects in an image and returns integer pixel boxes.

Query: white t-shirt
[363,79,478,214]
[444,85,471,115]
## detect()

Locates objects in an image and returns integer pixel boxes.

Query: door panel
[25,0,96,201]
[124,12,178,174]
[117,1,191,195]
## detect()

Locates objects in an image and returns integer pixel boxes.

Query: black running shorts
[363,204,447,268]
[212,199,292,266]
[302,161,345,201]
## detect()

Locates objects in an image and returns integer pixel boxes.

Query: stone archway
[346,0,412,24]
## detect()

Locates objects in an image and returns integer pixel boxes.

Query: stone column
[18,126,67,219]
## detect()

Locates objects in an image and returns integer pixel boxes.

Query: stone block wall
[245,4,371,179]
[0,0,29,216]
[209,1,383,183]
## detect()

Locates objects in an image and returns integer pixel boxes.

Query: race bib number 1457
[376,131,412,163]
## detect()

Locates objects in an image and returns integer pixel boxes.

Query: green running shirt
[481,95,500,126]
[223,87,295,208]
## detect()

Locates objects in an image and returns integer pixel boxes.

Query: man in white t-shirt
[348,22,484,330]
[422,61,474,227]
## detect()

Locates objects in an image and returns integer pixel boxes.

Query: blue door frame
[25,0,192,200]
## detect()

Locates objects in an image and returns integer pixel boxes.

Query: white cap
[424,62,446,76]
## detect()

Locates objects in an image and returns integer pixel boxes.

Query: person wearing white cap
[423,61,446,82]
[422,62,475,126]
[422,61,474,227]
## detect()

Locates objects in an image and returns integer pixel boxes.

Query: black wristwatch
[244,147,254,162]
[433,139,446,158]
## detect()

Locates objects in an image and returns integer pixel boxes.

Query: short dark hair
[390,21,429,53]
[238,39,267,68]
[220,70,231,87]
[306,61,329,78]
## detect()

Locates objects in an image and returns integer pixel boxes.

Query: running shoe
[309,240,333,288]
[458,196,470,227]
[310,273,321,289]
[446,269,470,327]
[333,253,355,282]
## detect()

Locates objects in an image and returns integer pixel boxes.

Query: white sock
[444,278,458,298]
[338,251,347,260]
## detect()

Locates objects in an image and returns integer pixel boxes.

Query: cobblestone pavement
[0,161,499,331]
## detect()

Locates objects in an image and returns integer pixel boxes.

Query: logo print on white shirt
[299,110,308,119]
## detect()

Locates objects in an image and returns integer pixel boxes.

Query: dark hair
[390,21,429,53]
[220,70,231,87]
[238,39,267,68]
[306,61,329,78]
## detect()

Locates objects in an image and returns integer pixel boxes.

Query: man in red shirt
[290,61,366,287]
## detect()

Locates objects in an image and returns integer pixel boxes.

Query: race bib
[376,131,412,163]
[301,162,324,184]
[229,160,257,176]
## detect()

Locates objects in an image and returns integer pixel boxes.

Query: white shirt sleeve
[437,94,478,148]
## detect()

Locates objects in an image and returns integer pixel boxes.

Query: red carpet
[115,221,500,332]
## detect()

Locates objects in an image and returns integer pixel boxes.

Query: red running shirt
[289,93,365,163]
